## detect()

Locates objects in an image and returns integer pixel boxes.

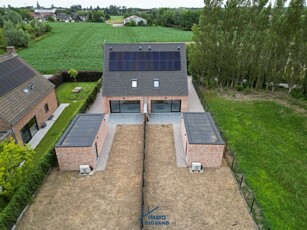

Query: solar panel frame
[109,51,181,71]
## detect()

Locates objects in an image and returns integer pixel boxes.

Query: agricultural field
[18,22,193,73]
[201,90,307,229]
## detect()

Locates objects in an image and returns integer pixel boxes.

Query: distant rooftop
[56,114,105,147]
[183,112,225,144]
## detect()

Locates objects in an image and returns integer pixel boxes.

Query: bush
[290,89,307,100]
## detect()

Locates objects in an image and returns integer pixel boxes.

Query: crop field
[19,22,193,73]
[202,90,307,229]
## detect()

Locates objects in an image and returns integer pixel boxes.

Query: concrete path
[87,87,104,114]
[95,113,144,171]
[28,103,69,149]
[188,76,205,112]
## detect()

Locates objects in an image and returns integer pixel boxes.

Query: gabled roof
[0,54,55,125]
[183,112,225,145]
[56,114,105,147]
[102,43,188,97]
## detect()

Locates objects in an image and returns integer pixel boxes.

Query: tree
[4,20,30,48]
[0,28,7,48]
[68,68,78,83]
[0,140,34,201]
[2,10,23,25]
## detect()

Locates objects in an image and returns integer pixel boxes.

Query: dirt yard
[17,125,143,230]
[144,125,255,230]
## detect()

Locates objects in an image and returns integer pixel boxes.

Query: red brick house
[55,114,108,171]
[181,112,225,168]
[102,43,188,113]
[0,49,58,145]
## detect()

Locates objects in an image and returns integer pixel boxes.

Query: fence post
[231,157,235,170]
[250,198,255,213]
[240,174,244,189]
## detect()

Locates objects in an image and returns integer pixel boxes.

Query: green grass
[203,91,307,229]
[33,82,97,159]
[109,15,124,22]
[19,22,193,73]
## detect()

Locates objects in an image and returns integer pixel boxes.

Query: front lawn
[33,82,97,161]
[202,90,307,229]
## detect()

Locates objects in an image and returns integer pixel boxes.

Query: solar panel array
[0,57,36,96]
[59,115,104,147]
[109,51,181,71]
[184,113,222,144]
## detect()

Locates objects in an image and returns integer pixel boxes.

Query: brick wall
[55,116,108,171]
[55,146,96,171]
[12,89,58,145]
[181,117,225,168]
[186,144,225,168]
[102,95,188,113]
[91,116,108,160]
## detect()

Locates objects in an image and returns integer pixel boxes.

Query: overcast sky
[2,1,205,9]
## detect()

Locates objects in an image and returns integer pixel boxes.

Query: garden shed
[181,112,225,168]
[55,114,107,171]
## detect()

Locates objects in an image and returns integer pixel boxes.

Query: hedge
[0,79,102,229]
[48,71,102,87]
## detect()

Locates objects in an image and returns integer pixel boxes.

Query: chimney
[6,46,17,55]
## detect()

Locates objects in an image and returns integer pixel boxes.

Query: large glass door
[20,116,38,143]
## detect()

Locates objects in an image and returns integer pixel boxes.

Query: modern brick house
[102,43,188,114]
[181,112,225,168]
[55,114,108,171]
[0,49,58,145]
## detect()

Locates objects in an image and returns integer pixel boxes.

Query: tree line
[124,8,201,30]
[189,0,307,96]
[0,9,51,49]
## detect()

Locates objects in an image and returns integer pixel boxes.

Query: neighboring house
[124,15,147,25]
[55,114,107,171]
[102,43,188,113]
[0,47,58,145]
[181,112,225,168]
[57,13,71,22]
[34,9,57,20]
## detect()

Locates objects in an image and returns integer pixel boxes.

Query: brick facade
[55,116,108,171]
[12,89,58,145]
[102,96,188,113]
[181,117,225,168]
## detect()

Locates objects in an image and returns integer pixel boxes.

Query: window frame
[44,103,49,113]
[131,79,138,88]
[153,79,160,88]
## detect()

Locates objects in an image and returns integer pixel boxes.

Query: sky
[1,0,205,9]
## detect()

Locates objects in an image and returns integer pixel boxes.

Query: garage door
[151,100,181,113]
[110,100,140,113]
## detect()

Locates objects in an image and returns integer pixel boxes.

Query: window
[20,116,39,144]
[132,80,138,88]
[154,79,160,88]
[44,103,49,113]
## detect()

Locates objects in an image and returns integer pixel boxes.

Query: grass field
[19,22,193,73]
[202,90,307,229]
